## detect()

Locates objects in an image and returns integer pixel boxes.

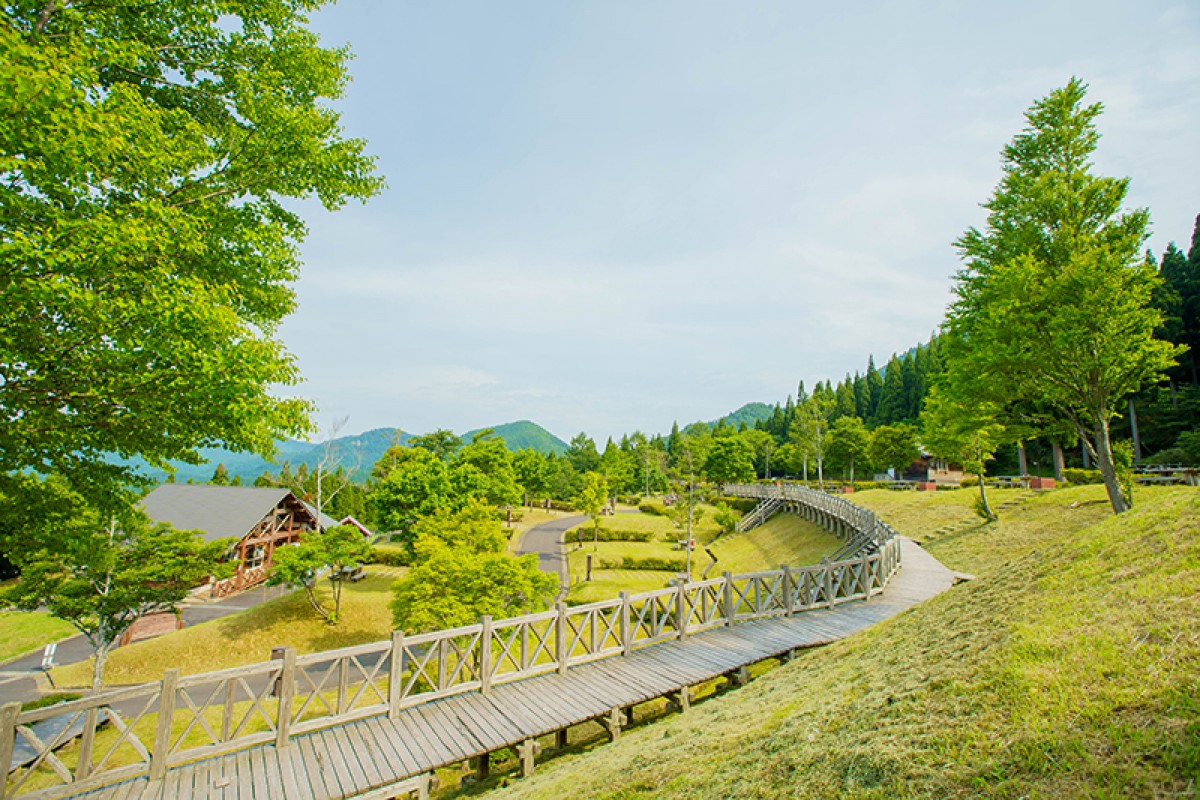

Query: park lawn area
[489,485,1199,800]
[566,508,839,603]
[849,485,1033,541]
[707,514,840,574]
[0,611,77,664]
[51,570,404,687]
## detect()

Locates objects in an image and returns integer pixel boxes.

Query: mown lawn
[0,611,77,664]
[566,506,840,602]
[52,570,404,687]
[483,485,1199,799]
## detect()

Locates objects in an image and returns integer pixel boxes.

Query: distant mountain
[118,420,569,485]
[462,420,569,456]
[713,402,774,428]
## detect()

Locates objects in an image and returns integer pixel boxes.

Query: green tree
[390,505,555,633]
[453,433,521,505]
[702,436,755,484]
[513,448,551,505]
[268,524,371,625]
[827,416,871,483]
[794,388,835,489]
[920,388,1005,521]
[946,79,1180,513]
[0,474,229,688]
[409,429,463,462]
[869,423,920,477]
[0,1,381,507]
[370,449,456,547]
[210,463,231,486]
[576,472,609,550]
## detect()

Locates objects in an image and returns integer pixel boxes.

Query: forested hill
[119,421,569,484]
[462,421,570,455]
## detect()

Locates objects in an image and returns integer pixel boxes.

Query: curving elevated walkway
[3,486,956,800]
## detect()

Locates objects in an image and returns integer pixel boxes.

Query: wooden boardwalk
[71,538,955,800]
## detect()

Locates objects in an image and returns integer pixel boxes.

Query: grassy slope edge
[484,486,1199,799]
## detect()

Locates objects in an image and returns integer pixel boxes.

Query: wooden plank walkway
[72,538,954,800]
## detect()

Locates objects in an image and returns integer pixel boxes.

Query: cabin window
[245,546,265,570]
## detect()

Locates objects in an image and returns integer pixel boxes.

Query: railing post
[620,592,632,655]
[150,668,179,780]
[722,571,734,624]
[479,616,493,695]
[388,631,405,719]
[555,602,568,674]
[782,565,794,617]
[823,559,835,609]
[861,551,872,600]
[75,706,99,780]
[1,701,20,799]
[275,648,296,749]
[675,580,688,639]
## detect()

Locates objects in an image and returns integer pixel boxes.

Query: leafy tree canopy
[0,1,382,505]
[945,78,1179,512]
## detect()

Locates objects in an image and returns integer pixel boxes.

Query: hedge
[567,528,654,543]
[1063,468,1104,485]
[638,500,669,516]
[369,543,411,567]
[597,555,685,571]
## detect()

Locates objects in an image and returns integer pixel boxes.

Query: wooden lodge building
[140,484,337,598]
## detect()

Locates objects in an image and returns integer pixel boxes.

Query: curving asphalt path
[515,514,584,595]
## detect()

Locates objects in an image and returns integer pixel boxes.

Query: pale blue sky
[280,1,1200,444]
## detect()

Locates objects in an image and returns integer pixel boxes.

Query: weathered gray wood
[149,669,179,781]
[599,707,625,742]
[275,648,296,749]
[555,728,569,750]
[721,571,734,624]
[554,602,568,674]
[479,616,493,696]
[387,631,405,720]
[1,701,21,800]
[516,737,539,778]
[666,688,690,714]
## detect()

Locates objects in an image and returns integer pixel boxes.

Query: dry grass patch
[52,572,402,687]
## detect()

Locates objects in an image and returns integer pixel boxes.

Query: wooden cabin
[141,484,331,597]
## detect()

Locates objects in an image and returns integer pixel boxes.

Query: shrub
[369,543,411,567]
[716,497,759,513]
[615,495,642,506]
[639,500,669,516]
[852,481,893,491]
[567,528,654,543]
[959,476,980,488]
[597,555,685,571]
[1062,468,1103,485]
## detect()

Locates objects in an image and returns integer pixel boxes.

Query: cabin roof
[141,484,304,543]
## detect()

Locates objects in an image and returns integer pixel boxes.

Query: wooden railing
[0,482,900,800]
[734,497,782,533]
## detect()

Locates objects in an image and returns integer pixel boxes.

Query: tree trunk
[1051,441,1065,481]
[977,472,996,521]
[1092,416,1128,514]
[849,456,855,485]
[1017,440,1028,476]
[91,645,110,692]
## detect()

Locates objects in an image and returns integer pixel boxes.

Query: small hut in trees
[140,484,336,597]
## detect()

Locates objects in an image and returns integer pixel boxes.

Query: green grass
[566,509,840,602]
[482,485,1199,799]
[0,611,77,664]
[52,570,404,687]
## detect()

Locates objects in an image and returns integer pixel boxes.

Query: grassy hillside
[483,486,1199,799]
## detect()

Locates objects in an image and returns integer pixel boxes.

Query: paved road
[515,514,584,594]
[0,584,294,704]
